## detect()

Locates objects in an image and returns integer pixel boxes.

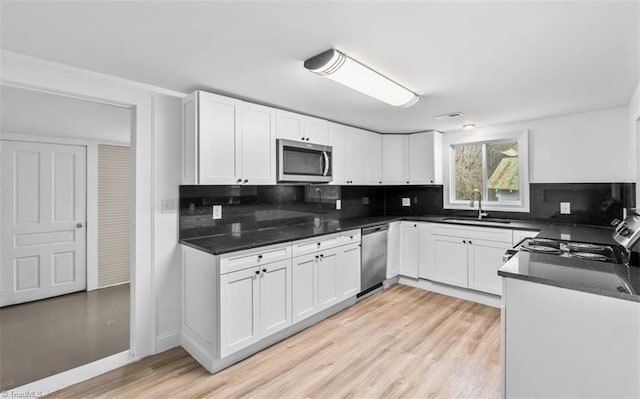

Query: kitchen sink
[442,217,512,224]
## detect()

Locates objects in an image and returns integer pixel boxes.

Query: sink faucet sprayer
[470,189,489,220]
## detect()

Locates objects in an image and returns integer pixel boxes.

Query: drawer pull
[255,270,260,275]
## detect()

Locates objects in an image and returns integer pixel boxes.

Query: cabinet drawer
[220,242,291,274]
[432,223,513,243]
[338,229,361,245]
[292,233,341,257]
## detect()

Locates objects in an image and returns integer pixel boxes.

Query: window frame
[443,129,530,212]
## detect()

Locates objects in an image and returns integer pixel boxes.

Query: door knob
[76,223,83,228]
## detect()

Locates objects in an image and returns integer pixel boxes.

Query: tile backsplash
[180,183,635,238]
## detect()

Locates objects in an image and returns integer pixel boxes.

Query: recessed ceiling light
[303,49,419,108]
[462,124,476,130]
[433,112,464,120]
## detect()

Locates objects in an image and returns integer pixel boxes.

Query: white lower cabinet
[468,239,509,295]
[400,222,419,278]
[386,222,401,278]
[219,266,261,357]
[292,242,360,322]
[291,253,317,323]
[433,235,469,288]
[337,243,361,299]
[220,259,291,358]
[432,228,512,295]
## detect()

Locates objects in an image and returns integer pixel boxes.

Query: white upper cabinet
[361,131,383,184]
[240,103,277,185]
[328,123,371,185]
[409,131,443,185]
[343,127,363,184]
[197,91,242,184]
[276,110,328,145]
[181,91,276,185]
[328,122,347,184]
[382,135,410,184]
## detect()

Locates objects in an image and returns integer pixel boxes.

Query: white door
[317,248,339,311]
[259,259,291,337]
[468,239,510,295]
[433,235,469,288]
[400,223,419,278]
[198,91,241,184]
[292,253,317,323]
[1,140,87,307]
[219,267,260,358]
[240,103,276,184]
[338,243,360,300]
[386,222,401,278]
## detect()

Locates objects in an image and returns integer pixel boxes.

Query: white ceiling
[1,1,638,133]
[1,85,131,144]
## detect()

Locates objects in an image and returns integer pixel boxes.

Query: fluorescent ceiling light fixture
[462,124,476,130]
[304,49,419,108]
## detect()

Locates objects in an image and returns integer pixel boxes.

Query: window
[444,130,529,212]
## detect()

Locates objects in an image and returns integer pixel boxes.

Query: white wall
[447,106,632,183]
[153,95,183,350]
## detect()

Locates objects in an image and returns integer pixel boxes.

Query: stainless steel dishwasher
[358,224,388,298]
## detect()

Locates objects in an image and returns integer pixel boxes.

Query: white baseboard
[155,330,181,353]
[398,276,501,308]
[5,350,135,397]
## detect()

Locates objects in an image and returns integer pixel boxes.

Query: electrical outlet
[336,199,342,210]
[362,196,369,205]
[212,205,222,219]
[402,198,411,207]
[560,202,571,214]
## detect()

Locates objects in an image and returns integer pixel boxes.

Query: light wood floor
[47,285,501,398]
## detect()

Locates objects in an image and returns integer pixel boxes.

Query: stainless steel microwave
[277,139,332,183]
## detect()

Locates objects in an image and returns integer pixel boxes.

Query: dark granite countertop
[180,214,640,301]
[498,252,640,302]
[179,214,618,255]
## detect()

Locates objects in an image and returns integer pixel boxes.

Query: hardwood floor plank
[46,285,500,398]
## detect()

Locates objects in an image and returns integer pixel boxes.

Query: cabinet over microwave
[277,139,332,183]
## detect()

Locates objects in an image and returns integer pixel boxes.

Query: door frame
[0,50,177,392]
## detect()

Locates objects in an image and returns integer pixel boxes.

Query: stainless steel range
[503,237,627,264]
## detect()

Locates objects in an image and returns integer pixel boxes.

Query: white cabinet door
[304,116,329,145]
[468,239,510,295]
[417,223,435,280]
[328,123,347,184]
[382,135,409,184]
[259,259,292,337]
[400,222,419,278]
[240,103,276,184]
[275,110,305,141]
[317,248,339,311]
[343,127,363,183]
[387,222,401,278]
[361,131,383,184]
[409,132,433,184]
[338,243,361,300]
[292,254,318,323]
[219,267,260,357]
[433,235,468,288]
[198,91,241,184]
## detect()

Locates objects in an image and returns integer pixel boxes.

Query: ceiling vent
[433,112,464,120]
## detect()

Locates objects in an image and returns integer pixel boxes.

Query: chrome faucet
[470,189,489,220]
